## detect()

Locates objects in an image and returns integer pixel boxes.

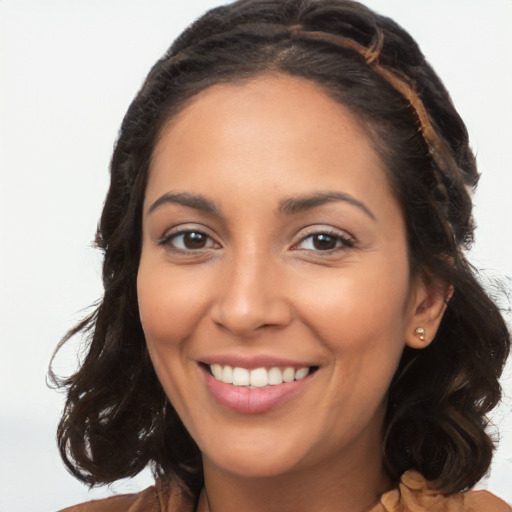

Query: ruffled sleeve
[373,471,511,512]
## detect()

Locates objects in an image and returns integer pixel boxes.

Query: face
[138,75,428,480]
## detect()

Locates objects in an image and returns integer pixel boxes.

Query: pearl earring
[414,326,425,341]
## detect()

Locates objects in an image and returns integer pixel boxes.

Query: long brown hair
[50,0,510,498]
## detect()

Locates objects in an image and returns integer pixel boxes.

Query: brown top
[60,471,511,512]
[371,471,511,512]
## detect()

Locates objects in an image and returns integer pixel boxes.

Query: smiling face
[137,75,436,482]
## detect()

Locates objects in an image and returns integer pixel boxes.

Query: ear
[405,274,453,349]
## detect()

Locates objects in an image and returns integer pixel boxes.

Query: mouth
[199,356,320,413]
[203,363,319,389]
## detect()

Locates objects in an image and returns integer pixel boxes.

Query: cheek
[291,254,412,415]
[295,260,411,345]
[137,258,209,346]
[136,259,205,415]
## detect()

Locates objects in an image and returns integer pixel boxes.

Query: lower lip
[203,368,313,414]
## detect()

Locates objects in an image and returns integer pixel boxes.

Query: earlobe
[405,280,453,349]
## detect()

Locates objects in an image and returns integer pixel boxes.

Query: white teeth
[222,365,233,384]
[282,367,295,383]
[232,367,250,386]
[295,367,309,380]
[210,364,312,387]
[249,367,269,388]
[268,367,283,385]
[211,364,223,380]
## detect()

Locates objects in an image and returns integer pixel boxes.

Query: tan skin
[137,75,449,512]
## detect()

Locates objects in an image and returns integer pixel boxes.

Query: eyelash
[158,228,355,254]
[157,229,217,252]
[293,230,355,252]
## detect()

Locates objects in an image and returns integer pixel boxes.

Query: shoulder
[465,490,512,512]
[58,479,195,512]
[374,471,512,512]
[59,485,160,512]
[58,486,158,512]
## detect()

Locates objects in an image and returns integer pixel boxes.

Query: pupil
[313,234,336,250]
[184,232,206,249]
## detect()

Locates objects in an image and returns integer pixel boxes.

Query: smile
[209,364,313,388]
[201,361,318,414]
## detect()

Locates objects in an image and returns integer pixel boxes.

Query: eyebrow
[279,192,376,221]
[147,192,220,216]
[147,190,376,221]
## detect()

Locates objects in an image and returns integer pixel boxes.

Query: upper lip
[199,354,317,370]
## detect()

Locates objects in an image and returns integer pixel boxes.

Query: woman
[53,0,511,510]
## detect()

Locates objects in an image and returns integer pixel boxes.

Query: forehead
[154,74,374,154]
[147,74,395,214]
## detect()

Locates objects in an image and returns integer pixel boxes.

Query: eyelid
[157,224,221,251]
[291,226,356,251]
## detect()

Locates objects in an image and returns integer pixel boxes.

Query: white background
[1,1,511,511]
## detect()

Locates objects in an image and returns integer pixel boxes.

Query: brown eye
[295,231,355,252]
[311,234,338,250]
[161,230,217,251]
[182,232,208,249]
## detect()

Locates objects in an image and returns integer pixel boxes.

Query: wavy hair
[50,0,510,498]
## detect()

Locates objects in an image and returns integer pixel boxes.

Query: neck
[196,431,391,512]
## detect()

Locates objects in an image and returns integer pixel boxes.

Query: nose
[210,252,293,336]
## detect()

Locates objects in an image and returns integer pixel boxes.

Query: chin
[202,437,308,479]
[215,456,302,479]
